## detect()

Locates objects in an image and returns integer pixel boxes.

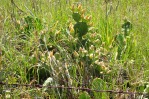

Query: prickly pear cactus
[71,4,90,40]
[92,78,108,99]
[122,19,132,37]
[72,12,81,22]
[74,22,88,39]
[115,19,132,59]
[78,91,91,99]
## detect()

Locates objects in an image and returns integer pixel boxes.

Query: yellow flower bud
[88,22,93,26]
[70,4,74,12]
[95,60,99,65]
[81,9,85,14]
[69,23,74,33]
[81,14,84,19]
[85,16,88,20]
[48,51,53,58]
[79,47,83,52]
[89,45,94,50]
[16,20,20,25]
[55,30,61,35]
[73,51,79,57]
[69,23,73,29]
[88,15,92,20]
[70,27,74,33]
[89,54,94,59]
[78,4,82,11]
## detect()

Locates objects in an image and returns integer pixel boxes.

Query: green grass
[0,0,149,98]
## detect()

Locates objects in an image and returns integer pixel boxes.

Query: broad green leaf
[72,13,81,22]
[92,78,108,99]
[78,91,91,99]
[74,22,88,39]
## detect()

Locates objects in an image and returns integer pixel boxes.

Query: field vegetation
[0,0,149,98]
